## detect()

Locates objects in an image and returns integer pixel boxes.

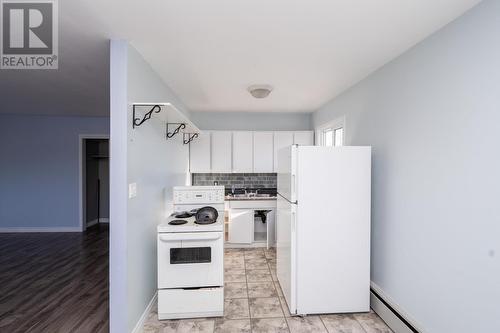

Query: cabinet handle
[159,233,222,242]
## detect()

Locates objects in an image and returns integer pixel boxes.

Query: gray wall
[312,1,500,332]
[110,40,191,332]
[0,114,109,230]
[190,111,312,131]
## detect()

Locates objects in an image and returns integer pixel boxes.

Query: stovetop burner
[168,219,188,225]
[175,212,193,218]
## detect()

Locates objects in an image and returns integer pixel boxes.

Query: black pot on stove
[195,206,218,225]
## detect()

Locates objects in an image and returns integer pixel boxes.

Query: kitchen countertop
[225,195,277,201]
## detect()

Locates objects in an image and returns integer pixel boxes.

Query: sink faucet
[247,189,259,197]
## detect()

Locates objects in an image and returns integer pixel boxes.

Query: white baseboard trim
[370,282,426,333]
[131,292,157,333]
[99,218,110,223]
[0,227,82,233]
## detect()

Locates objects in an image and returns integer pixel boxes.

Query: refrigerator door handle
[290,145,297,203]
[277,192,297,205]
[290,201,297,314]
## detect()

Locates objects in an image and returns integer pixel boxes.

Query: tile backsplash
[192,173,277,189]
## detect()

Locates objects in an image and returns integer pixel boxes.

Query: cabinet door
[293,131,314,146]
[189,132,211,173]
[253,132,274,173]
[267,209,276,249]
[211,131,232,172]
[273,132,293,172]
[232,131,253,173]
[228,209,254,244]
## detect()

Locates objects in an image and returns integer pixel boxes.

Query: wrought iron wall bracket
[166,123,186,139]
[183,133,199,145]
[133,104,162,128]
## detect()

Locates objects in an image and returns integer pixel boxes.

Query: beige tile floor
[143,248,393,333]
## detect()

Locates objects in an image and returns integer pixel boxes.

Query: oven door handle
[159,233,222,242]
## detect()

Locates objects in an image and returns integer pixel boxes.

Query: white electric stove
[157,186,225,320]
[157,214,224,233]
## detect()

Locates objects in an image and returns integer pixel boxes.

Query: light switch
[129,183,137,198]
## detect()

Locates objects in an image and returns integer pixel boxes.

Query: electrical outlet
[129,183,137,198]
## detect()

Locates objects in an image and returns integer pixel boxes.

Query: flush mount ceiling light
[248,85,273,99]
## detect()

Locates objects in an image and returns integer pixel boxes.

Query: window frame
[315,116,346,147]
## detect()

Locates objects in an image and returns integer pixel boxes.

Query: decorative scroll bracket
[183,133,199,145]
[133,104,162,128]
[166,123,186,139]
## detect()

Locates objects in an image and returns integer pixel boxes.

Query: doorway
[81,137,110,230]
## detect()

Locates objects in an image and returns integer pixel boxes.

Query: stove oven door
[158,231,224,289]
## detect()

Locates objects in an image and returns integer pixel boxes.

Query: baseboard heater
[370,287,420,333]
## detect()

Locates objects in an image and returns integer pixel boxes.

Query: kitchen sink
[227,193,274,199]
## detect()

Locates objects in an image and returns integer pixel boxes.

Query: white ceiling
[1,0,481,116]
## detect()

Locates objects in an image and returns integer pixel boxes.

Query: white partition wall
[110,40,192,333]
[110,40,128,333]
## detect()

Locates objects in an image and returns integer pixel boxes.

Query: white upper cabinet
[273,132,294,172]
[211,131,232,172]
[253,132,274,173]
[232,131,253,173]
[188,130,314,174]
[189,132,211,173]
[293,131,314,146]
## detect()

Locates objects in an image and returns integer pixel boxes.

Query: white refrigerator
[276,145,371,315]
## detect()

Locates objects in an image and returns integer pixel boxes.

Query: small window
[334,128,343,146]
[324,129,334,146]
[316,117,345,147]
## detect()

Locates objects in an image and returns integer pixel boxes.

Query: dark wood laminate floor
[0,224,109,333]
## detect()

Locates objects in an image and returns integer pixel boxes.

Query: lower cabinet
[266,210,276,249]
[228,209,254,244]
[226,200,277,248]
